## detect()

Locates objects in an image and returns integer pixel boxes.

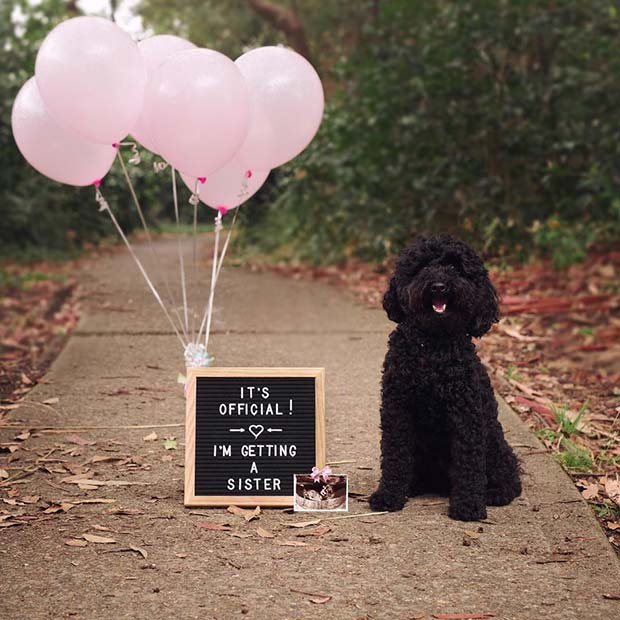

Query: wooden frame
[184,367,326,507]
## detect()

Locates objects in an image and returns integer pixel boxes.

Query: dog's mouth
[431,295,448,314]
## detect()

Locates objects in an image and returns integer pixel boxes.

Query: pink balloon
[235,46,324,169]
[180,155,270,210]
[132,35,196,153]
[35,16,146,144]
[142,48,250,177]
[11,78,116,186]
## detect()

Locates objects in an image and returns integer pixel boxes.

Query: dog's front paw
[448,498,487,522]
[369,487,407,512]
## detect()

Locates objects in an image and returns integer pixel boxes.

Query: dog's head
[383,234,499,337]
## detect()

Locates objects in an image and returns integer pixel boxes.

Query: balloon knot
[112,142,119,149]
[217,206,228,216]
[198,176,207,184]
[245,169,253,178]
[93,179,101,188]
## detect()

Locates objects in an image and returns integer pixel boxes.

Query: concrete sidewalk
[1,238,619,620]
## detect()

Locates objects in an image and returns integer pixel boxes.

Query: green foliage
[242,0,620,264]
[3,1,620,265]
[552,399,589,438]
[0,1,169,258]
[505,365,523,381]
[531,217,596,269]
[553,438,593,471]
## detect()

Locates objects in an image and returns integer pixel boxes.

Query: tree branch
[245,0,312,63]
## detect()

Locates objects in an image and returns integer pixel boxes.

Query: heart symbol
[248,424,264,440]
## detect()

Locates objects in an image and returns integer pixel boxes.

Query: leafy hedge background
[2,0,620,266]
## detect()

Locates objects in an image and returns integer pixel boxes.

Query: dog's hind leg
[485,420,522,506]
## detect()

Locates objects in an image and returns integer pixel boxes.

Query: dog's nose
[430,282,447,295]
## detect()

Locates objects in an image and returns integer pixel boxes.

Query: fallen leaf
[297,525,332,538]
[163,438,177,450]
[22,495,40,504]
[276,540,310,547]
[0,469,9,479]
[464,530,481,540]
[83,534,116,544]
[65,539,88,547]
[603,594,620,601]
[14,431,30,441]
[309,595,332,604]
[103,545,148,559]
[42,397,59,405]
[227,505,261,522]
[175,553,187,558]
[65,435,96,447]
[91,455,123,463]
[581,483,599,500]
[229,532,253,539]
[290,588,332,604]
[256,527,275,538]
[284,518,322,528]
[92,524,112,532]
[143,432,158,442]
[72,498,116,505]
[432,615,496,619]
[603,477,620,505]
[60,472,94,484]
[197,522,232,531]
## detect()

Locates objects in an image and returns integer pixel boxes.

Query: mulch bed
[0,261,81,404]
[249,251,620,553]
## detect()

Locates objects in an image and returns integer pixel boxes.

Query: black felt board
[194,376,317,497]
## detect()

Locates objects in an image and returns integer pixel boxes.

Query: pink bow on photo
[311,465,332,483]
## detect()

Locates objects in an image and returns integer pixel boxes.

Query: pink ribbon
[311,465,332,483]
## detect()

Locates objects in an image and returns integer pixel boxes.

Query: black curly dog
[369,234,521,521]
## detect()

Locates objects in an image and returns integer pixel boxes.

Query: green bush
[240,0,620,264]
[0,0,170,259]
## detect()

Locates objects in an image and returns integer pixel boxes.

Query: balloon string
[195,207,239,345]
[113,141,141,165]
[94,185,187,350]
[203,211,223,353]
[215,207,239,281]
[191,178,199,343]
[171,167,190,334]
[115,149,188,342]
[153,160,169,173]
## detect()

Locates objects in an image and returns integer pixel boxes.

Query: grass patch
[553,438,593,472]
[0,269,68,292]
[552,400,589,438]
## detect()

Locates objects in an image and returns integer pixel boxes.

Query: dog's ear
[383,276,405,323]
[469,275,500,337]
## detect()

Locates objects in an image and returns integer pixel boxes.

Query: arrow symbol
[267,428,283,433]
[229,428,245,433]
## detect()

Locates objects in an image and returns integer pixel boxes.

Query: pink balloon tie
[112,142,119,148]
[198,176,207,184]
[245,170,252,178]
[217,206,228,216]
[93,179,102,188]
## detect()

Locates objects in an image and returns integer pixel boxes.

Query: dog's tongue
[432,297,447,314]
